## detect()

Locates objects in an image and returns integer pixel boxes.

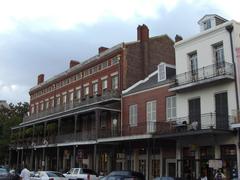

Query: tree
[0,102,29,164]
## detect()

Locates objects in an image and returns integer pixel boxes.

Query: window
[63,94,67,104]
[158,63,166,82]
[45,101,49,110]
[102,79,108,93]
[129,104,137,126]
[101,61,108,69]
[146,101,156,122]
[203,19,211,30]
[166,96,176,120]
[93,82,98,95]
[112,55,120,65]
[50,98,54,108]
[84,86,89,96]
[31,106,35,114]
[189,52,198,74]
[56,97,61,105]
[36,104,39,113]
[76,89,81,100]
[40,102,44,111]
[111,75,118,90]
[83,69,90,77]
[69,92,74,102]
[214,43,224,65]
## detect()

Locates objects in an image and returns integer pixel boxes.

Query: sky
[0,0,240,104]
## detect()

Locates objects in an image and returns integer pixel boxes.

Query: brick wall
[124,35,175,89]
[122,84,175,136]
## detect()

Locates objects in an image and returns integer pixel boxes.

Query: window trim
[129,104,138,127]
[146,100,157,122]
[166,96,176,121]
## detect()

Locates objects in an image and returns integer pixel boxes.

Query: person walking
[20,165,30,180]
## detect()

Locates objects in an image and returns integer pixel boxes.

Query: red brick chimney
[70,60,80,68]
[98,46,109,54]
[175,34,183,42]
[137,24,149,42]
[37,74,44,85]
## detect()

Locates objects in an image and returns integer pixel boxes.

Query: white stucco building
[169,14,240,179]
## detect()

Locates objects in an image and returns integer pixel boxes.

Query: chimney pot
[70,60,80,68]
[98,47,109,54]
[175,34,183,42]
[37,74,44,85]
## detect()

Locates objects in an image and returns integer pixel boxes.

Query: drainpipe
[226,24,240,180]
[226,25,239,110]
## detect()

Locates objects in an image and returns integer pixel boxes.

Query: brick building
[120,63,176,178]
[9,24,175,176]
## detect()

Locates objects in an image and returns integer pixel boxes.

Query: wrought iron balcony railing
[13,113,233,149]
[173,62,234,87]
[23,90,120,122]
[169,113,233,132]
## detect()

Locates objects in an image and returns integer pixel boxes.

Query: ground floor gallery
[9,133,239,180]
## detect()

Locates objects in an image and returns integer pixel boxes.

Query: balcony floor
[169,75,234,92]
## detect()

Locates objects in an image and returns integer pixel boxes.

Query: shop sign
[208,160,222,169]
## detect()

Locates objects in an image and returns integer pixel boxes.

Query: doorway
[215,92,228,129]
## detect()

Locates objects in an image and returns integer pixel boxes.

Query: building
[9,24,175,175]
[169,14,240,179]
[120,62,176,179]
[0,100,10,109]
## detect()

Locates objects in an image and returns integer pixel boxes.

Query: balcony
[23,90,120,123]
[12,113,233,149]
[169,62,235,92]
[168,113,233,134]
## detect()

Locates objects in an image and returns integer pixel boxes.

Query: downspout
[226,24,240,179]
[226,25,239,110]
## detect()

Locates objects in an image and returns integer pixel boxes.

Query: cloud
[0,81,29,104]
[0,0,181,32]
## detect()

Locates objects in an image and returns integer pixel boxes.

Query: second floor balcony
[11,113,234,149]
[169,62,235,92]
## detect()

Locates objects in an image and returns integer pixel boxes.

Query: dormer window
[158,63,166,82]
[198,15,227,32]
[203,19,211,30]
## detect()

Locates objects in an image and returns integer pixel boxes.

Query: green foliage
[24,127,33,138]
[0,102,29,163]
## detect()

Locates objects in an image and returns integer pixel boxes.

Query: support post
[8,150,11,167]
[74,115,77,139]
[17,150,19,170]
[58,119,61,136]
[176,141,182,178]
[21,149,24,169]
[146,140,151,180]
[57,147,59,171]
[94,144,98,173]
[73,146,76,168]
[42,148,45,170]
[43,122,47,142]
[30,149,34,170]
[159,147,163,177]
